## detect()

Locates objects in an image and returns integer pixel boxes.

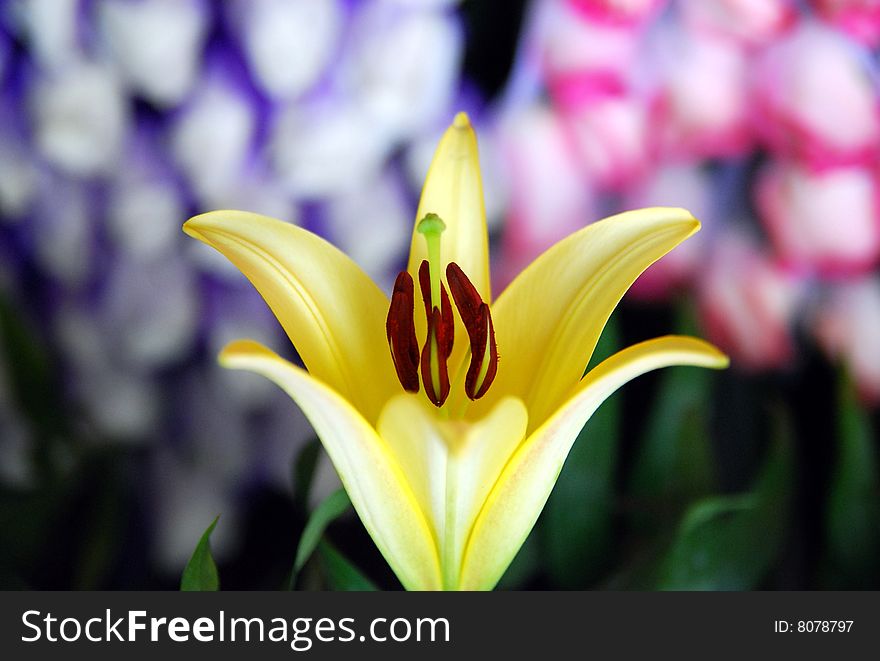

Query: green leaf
[317,541,377,591]
[824,371,880,586]
[294,489,351,575]
[180,516,220,591]
[655,411,793,590]
[542,316,620,587]
[628,366,715,524]
[543,391,620,587]
[74,457,125,589]
[292,438,322,508]
[629,302,716,527]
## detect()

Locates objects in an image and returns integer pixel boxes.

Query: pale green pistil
[418,213,448,407]
[417,213,446,308]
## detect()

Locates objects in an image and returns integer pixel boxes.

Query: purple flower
[30,59,130,177]
[228,0,343,101]
[96,0,210,108]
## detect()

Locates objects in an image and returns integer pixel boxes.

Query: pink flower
[564,0,667,27]
[559,91,655,190]
[497,103,595,289]
[539,0,643,104]
[756,160,880,276]
[626,165,712,299]
[812,0,880,48]
[652,28,753,159]
[679,0,796,46]
[751,22,880,169]
[814,277,880,402]
[699,233,803,370]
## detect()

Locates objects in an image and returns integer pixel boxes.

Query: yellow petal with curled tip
[219,340,442,591]
[184,210,398,424]
[484,208,701,430]
[407,113,491,303]
[459,336,728,590]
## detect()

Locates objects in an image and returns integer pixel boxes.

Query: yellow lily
[183,112,728,591]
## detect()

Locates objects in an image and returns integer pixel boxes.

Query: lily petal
[459,336,728,590]
[407,112,491,303]
[487,207,701,429]
[219,340,442,591]
[184,210,398,423]
[379,393,528,589]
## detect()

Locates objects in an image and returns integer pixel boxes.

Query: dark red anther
[386,271,420,393]
[446,262,499,400]
[418,260,432,317]
[421,306,452,406]
[418,260,454,406]
[418,260,454,353]
[467,303,498,399]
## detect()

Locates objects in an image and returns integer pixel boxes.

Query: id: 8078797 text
[774,620,853,633]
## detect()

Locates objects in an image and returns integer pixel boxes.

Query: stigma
[386,214,498,408]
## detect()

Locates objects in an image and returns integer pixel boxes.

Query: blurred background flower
[0,0,877,590]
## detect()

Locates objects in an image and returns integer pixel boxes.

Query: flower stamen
[386,271,420,393]
[386,213,497,407]
[447,263,498,399]
[418,260,454,406]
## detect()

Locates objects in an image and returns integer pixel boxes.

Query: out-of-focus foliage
[823,373,880,587]
[293,489,351,579]
[654,418,793,590]
[542,317,621,587]
[180,516,220,591]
